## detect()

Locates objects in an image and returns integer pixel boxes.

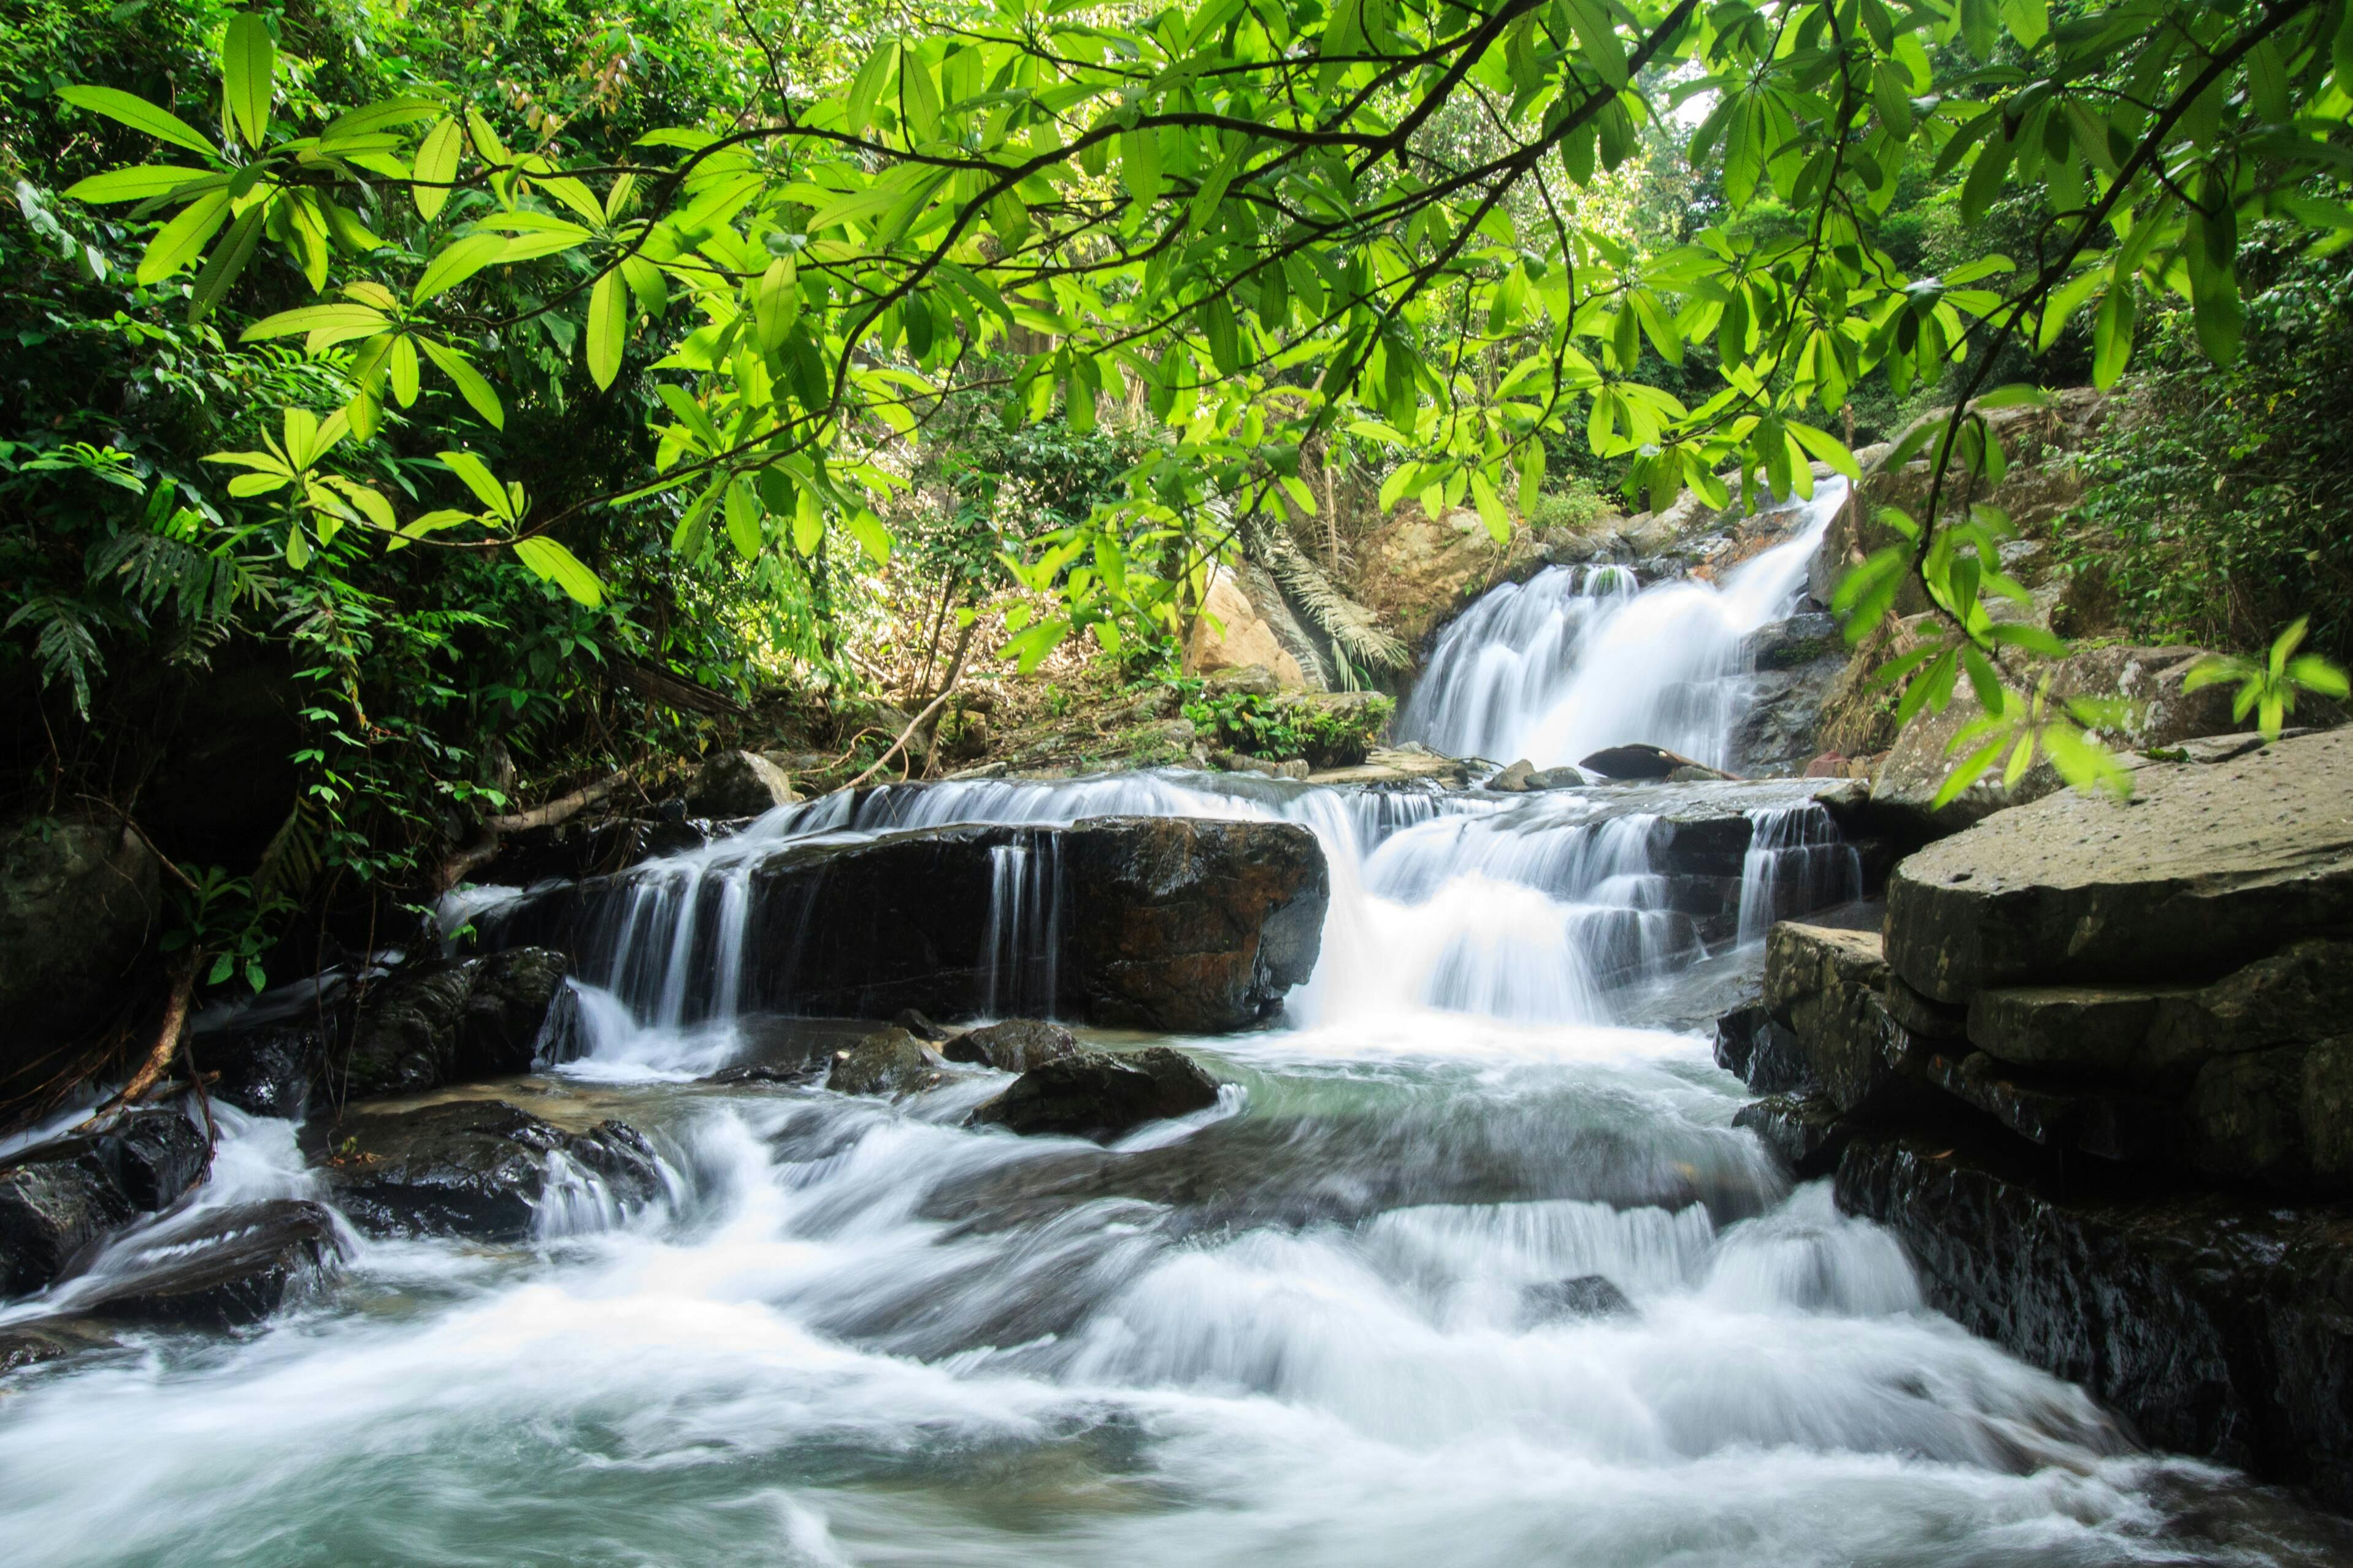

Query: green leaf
[412,232,508,305]
[1931,735,2009,809]
[63,166,212,203]
[186,200,265,323]
[56,86,215,156]
[412,117,461,220]
[136,187,231,283]
[2092,279,2136,389]
[724,475,763,559]
[512,537,604,606]
[586,270,626,389]
[241,302,390,346]
[1469,472,1510,543]
[846,509,892,566]
[221,12,275,150]
[438,449,510,516]
[417,338,504,428]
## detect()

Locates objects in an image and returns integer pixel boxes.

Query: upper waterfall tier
[1395,479,1847,770]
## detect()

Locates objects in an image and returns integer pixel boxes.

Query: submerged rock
[71,1200,345,1328]
[0,1317,113,1374]
[1521,1274,1635,1325]
[968,1046,1221,1142]
[306,1100,658,1241]
[941,1019,1081,1074]
[0,1111,210,1296]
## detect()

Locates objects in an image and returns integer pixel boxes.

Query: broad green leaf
[2092,279,2136,389]
[63,166,210,203]
[438,449,510,516]
[221,12,275,149]
[136,188,231,283]
[241,302,388,344]
[512,537,604,606]
[724,476,763,559]
[412,232,509,304]
[846,509,892,565]
[413,117,461,220]
[56,86,215,156]
[416,338,504,428]
[187,201,265,322]
[1468,472,1510,543]
[586,270,626,389]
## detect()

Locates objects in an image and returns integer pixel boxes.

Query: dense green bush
[2063,241,2353,661]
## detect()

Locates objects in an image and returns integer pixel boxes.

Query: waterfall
[1737,804,1864,944]
[980,839,1062,1017]
[1396,478,1847,768]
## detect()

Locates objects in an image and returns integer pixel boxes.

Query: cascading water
[9,478,2348,1566]
[1397,478,1847,768]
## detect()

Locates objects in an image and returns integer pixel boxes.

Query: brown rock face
[1884,728,2353,1004]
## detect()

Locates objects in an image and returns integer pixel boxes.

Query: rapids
[4,520,2348,1566]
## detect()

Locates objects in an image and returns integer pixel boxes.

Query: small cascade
[1735,803,1864,943]
[980,839,1063,1017]
[1396,478,1847,769]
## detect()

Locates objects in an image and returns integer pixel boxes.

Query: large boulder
[0,1110,210,1296]
[497,817,1329,1033]
[968,1046,1221,1141]
[306,1100,659,1241]
[683,749,801,819]
[1885,729,2353,1004]
[0,814,161,1079]
[1186,569,1311,688]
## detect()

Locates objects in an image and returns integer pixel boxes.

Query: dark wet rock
[1835,1123,2353,1511]
[1581,743,1708,780]
[457,947,569,1077]
[306,1100,658,1241]
[1521,1274,1635,1325]
[1714,1003,1811,1095]
[0,814,161,1085]
[1967,983,2192,1084]
[1762,922,1930,1114]
[72,1200,344,1328]
[1884,729,2353,1004]
[891,1007,951,1042]
[1744,612,1843,673]
[827,1028,954,1097]
[217,949,571,1110]
[1734,1092,1852,1177]
[941,1019,1081,1074]
[1919,1049,2184,1163]
[968,1046,1221,1142]
[0,1111,210,1295]
[683,749,800,818]
[340,963,478,1099]
[493,816,1329,1034]
[1883,974,1968,1042]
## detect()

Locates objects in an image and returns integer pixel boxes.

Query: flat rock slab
[1886,728,2353,1003]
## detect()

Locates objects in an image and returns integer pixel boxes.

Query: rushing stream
[4,500,2348,1565]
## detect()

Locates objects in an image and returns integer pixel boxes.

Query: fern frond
[1240,511,1408,672]
[4,595,109,716]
